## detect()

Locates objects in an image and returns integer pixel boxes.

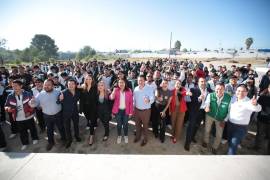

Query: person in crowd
[254,84,270,154]
[133,75,154,146]
[5,79,39,151]
[88,80,111,145]
[31,79,66,151]
[110,79,133,144]
[59,79,81,148]
[31,78,45,132]
[225,75,238,96]
[203,82,231,154]
[153,79,172,143]
[185,77,212,151]
[259,70,270,93]
[227,84,261,155]
[79,74,98,131]
[170,80,191,143]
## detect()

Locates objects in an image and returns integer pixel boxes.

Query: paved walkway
[0,152,269,180]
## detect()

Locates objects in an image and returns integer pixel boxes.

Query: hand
[144,96,150,104]
[5,107,12,112]
[220,121,225,128]
[160,111,166,118]
[186,91,192,96]
[157,96,163,102]
[59,92,64,101]
[111,114,115,119]
[198,94,205,101]
[205,107,210,112]
[128,114,132,119]
[30,96,36,105]
[251,95,257,106]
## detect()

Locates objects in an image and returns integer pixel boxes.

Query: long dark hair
[117,78,129,92]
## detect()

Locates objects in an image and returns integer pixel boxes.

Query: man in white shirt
[227,84,261,155]
[133,75,155,146]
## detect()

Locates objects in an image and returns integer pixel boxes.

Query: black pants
[8,113,17,134]
[84,111,97,135]
[36,108,45,131]
[0,95,5,122]
[255,119,270,155]
[97,112,110,137]
[185,109,205,145]
[153,104,167,141]
[43,112,66,145]
[0,125,6,148]
[63,113,80,142]
[17,118,39,145]
[184,102,192,124]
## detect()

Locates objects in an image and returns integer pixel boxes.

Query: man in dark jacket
[59,78,81,148]
[185,77,212,151]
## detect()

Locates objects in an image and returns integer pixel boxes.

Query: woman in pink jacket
[110,79,133,144]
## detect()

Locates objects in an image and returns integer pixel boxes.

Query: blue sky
[0,0,269,51]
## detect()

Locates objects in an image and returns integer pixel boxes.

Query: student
[5,79,39,151]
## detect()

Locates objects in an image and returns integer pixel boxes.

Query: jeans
[227,121,248,155]
[116,109,129,136]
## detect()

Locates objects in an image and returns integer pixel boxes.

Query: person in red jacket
[169,80,192,143]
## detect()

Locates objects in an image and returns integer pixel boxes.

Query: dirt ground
[0,113,267,155]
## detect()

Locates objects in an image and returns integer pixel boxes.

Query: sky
[0,0,270,52]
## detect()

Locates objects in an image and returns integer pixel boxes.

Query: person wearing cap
[52,75,65,91]
[203,82,231,154]
[5,79,39,151]
[207,72,220,92]
[225,75,238,96]
[227,84,261,155]
[31,78,45,132]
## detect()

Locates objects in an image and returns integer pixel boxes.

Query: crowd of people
[0,58,269,155]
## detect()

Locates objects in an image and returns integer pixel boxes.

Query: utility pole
[169,32,172,59]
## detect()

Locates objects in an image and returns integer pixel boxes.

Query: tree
[0,38,7,48]
[174,40,181,51]
[204,48,208,51]
[30,34,59,61]
[182,48,188,52]
[76,46,96,60]
[245,37,253,50]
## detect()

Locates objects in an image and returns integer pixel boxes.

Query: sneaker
[9,133,16,139]
[21,145,27,151]
[117,136,122,144]
[124,136,128,144]
[221,139,228,145]
[85,126,90,130]
[33,140,38,145]
[238,144,242,149]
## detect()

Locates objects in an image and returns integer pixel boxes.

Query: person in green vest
[202,82,231,154]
